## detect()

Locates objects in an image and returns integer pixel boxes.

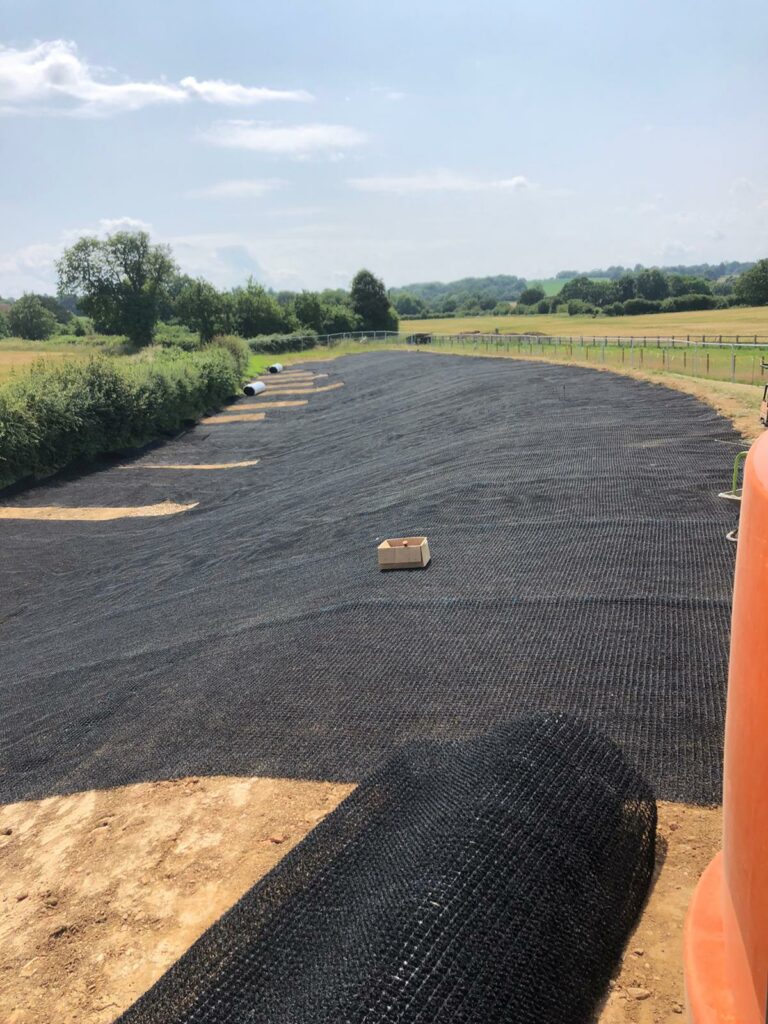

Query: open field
[0,340,93,379]
[402,305,768,338]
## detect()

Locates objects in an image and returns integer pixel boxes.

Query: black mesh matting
[0,352,736,804]
[118,714,657,1024]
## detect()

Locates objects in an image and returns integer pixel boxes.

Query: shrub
[519,286,546,306]
[154,321,202,351]
[567,299,596,316]
[536,299,552,314]
[622,298,661,315]
[0,347,241,489]
[603,302,625,317]
[0,311,9,338]
[209,334,250,374]
[247,331,319,355]
[659,293,717,313]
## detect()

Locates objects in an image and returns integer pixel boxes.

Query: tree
[176,279,223,343]
[0,310,10,338]
[321,304,362,335]
[8,295,57,340]
[668,275,711,297]
[519,286,546,306]
[559,276,595,302]
[350,269,398,331]
[26,293,72,325]
[57,231,177,346]
[635,268,669,301]
[293,291,325,333]
[735,260,768,306]
[614,274,636,302]
[231,278,296,336]
[392,292,426,316]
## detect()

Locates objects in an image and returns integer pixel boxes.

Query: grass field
[402,306,768,339]
[0,339,93,380]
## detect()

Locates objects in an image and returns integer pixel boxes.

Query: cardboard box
[377,536,431,571]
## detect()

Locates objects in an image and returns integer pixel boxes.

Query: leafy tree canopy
[8,294,57,340]
[350,269,398,331]
[57,231,177,346]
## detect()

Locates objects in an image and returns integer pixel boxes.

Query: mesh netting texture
[118,714,657,1024]
[0,352,737,804]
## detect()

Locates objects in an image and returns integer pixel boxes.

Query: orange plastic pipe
[684,431,768,1022]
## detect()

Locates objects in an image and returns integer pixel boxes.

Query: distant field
[401,306,768,339]
[0,340,91,380]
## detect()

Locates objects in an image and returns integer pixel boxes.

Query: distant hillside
[554,261,754,281]
[391,262,755,316]
[389,275,527,316]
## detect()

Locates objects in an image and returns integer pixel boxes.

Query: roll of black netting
[119,713,656,1024]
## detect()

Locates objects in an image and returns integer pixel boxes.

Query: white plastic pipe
[243,380,266,396]
[268,363,284,374]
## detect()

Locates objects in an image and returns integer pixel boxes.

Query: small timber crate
[377,536,431,571]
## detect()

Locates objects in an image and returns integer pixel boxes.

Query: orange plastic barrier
[684,431,768,1022]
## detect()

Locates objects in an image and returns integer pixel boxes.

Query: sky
[1,0,767,296]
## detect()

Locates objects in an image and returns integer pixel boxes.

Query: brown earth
[0,776,354,1024]
[0,502,198,521]
[203,412,265,424]
[0,784,719,1024]
[596,801,722,1023]
[120,460,260,471]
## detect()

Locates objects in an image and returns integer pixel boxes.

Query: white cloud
[188,179,282,200]
[179,77,312,105]
[199,120,367,156]
[347,170,532,194]
[0,40,313,116]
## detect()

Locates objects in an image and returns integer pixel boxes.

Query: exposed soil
[262,383,345,395]
[245,399,308,408]
[203,412,265,423]
[0,775,353,1024]
[0,501,198,521]
[596,801,722,1023]
[120,460,260,471]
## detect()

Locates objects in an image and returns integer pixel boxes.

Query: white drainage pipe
[268,363,284,374]
[243,380,266,396]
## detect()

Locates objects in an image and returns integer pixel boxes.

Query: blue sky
[1,0,766,295]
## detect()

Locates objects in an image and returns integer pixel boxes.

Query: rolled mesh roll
[119,713,656,1024]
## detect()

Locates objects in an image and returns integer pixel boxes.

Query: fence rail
[394,333,768,387]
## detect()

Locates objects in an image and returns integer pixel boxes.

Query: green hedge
[0,346,242,489]
[247,331,318,355]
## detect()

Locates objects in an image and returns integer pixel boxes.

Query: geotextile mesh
[0,352,736,805]
[118,714,657,1024]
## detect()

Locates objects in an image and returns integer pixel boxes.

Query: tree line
[389,275,527,317]
[516,263,768,317]
[0,231,399,345]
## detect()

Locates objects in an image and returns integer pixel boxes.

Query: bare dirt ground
[0,502,198,521]
[597,801,722,1023]
[1,785,719,1024]
[0,775,353,1023]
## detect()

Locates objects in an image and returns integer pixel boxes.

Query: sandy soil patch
[596,800,722,1023]
[0,502,197,521]
[246,399,308,408]
[262,382,345,395]
[121,460,260,471]
[203,412,265,423]
[258,373,328,381]
[0,775,354,1024]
